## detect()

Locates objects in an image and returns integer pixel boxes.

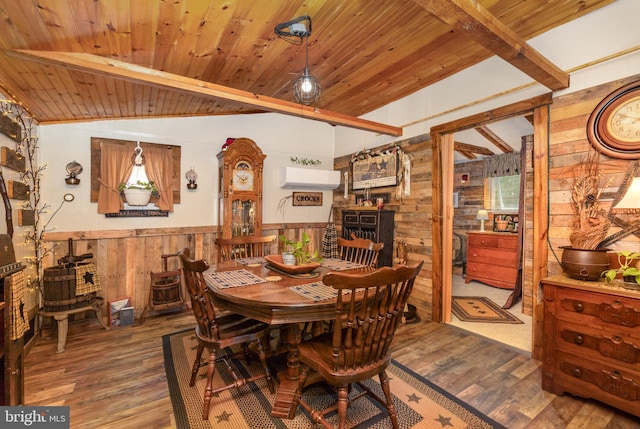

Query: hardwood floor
[24,310,638,428]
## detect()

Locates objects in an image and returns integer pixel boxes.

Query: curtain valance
[483,152,521,178]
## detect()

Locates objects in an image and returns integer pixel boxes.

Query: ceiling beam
[8,50,402,137]
[412,0,569,90]
[474,125,514,153]
[454,140,495,156]
[456,150,477,160]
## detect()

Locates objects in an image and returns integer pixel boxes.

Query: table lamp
[612,176,640,214]
[476,209,489,232]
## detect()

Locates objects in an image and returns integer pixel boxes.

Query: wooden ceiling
[0,0,614,135]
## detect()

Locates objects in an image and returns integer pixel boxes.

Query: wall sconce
[612,176,640,214]
[476,209,489,232]
[185,167,198,190]
[65,161,83,185]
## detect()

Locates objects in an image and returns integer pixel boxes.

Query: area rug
[452,296,523,324]
[163,329,507,429]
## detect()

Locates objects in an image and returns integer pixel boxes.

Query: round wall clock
[587,80,640,159]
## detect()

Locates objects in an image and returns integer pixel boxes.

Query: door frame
[430,93,551,360]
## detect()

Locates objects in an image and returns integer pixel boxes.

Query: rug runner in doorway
[452,296,523,324]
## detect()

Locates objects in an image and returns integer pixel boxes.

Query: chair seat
[297,333,391,385]
[198,313,271,346]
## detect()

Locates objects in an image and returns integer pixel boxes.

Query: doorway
[450,123,532,351]
[430,94,552,360]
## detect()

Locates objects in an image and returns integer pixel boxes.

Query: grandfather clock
[217,138,266,238]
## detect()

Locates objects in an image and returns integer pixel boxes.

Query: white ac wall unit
[279,166,340,190]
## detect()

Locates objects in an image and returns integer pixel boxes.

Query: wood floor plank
[23,310,639,428]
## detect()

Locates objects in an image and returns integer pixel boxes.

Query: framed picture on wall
[352,151,398,190]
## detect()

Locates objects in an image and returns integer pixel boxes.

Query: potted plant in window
[119,180,158,206]
[560,152,613,281]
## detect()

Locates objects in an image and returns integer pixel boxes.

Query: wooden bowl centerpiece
[264,255,320,275]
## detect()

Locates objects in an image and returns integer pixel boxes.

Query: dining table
[204,256,369,419]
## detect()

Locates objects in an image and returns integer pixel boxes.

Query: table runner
[204,269,266,289]
[320,258,365,271]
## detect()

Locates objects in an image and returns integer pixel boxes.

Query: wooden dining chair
[178,248,275,420]
[214,234,277,262]
[293,260,424,429]
[303,234,384,339]
[337,233,384,267]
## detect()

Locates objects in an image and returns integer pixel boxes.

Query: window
[90,137,181,214]
[485,175,520,210]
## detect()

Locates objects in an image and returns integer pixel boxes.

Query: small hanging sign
[0,116,21,143]
[292,192,323,206]
[0,147,25,172]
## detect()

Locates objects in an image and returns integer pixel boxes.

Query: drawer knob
[571,368,582,378]
[574,302,584,312]
[574,334,584,345]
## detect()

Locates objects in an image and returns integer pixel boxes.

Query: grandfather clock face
[232,161,254,192]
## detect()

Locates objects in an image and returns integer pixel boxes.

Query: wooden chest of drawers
[465,231,518,289]
[542,275,640,417]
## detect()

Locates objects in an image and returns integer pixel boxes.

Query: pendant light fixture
[275,15,321,105]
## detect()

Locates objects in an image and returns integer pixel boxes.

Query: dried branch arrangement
[569,152,612,249]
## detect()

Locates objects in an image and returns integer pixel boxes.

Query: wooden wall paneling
[114,238,129,303]
[332,137,435,322]
[144,235,163,310]
[548,74,640,268]
[41,225,328,324]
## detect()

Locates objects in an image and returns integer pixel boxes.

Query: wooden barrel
[150,270,182,306]
[42,266,95,312]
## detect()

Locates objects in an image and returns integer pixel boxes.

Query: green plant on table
[602,250,640,285]
[279,232,322,265]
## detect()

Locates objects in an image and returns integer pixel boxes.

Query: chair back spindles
[179,249,219,341]
[215,234,277,262]
[337,233,384,267]
[295,261,424,428]
[323,262,423,372]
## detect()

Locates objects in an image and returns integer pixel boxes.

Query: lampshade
[612,176,640,214]
[476,209,489,221]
